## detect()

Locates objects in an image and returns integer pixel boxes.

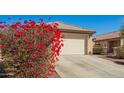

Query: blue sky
[0,15,124,35]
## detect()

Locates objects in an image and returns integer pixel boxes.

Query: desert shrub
[93,44,103,54]
[115,46,124,59]
[116,24,124,59]
[0,20,64,77]
[120,25,124,38]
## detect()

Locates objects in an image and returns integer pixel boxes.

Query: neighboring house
[56,22,96,55]
[93,31,124,54]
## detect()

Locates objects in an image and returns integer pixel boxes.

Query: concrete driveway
[56,55,124,78]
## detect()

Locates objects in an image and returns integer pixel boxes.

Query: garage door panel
[61,33,86,55]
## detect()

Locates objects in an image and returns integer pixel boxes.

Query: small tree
[120,24,124,45]
[115,24,124,59]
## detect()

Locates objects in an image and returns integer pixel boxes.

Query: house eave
[94,37,121,42]
[60,29,96,34]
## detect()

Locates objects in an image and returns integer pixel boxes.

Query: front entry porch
[108,39,120,53]
[100,39,121,55]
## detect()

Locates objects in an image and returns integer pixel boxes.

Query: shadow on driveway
[114,61,124,65]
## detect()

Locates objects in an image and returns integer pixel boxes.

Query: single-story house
[0,22,96,55]
[93,31,124,54]
[56,22,96,55]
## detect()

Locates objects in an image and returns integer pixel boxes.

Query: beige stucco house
[93,31,124,54]
[56,22,96,55]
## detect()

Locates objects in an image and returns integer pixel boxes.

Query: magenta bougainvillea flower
[0,44,7,49]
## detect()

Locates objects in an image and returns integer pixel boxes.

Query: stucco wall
[121,38,124,46]
[87,35,94,54]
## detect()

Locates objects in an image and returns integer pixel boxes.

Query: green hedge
[93,44,103,54]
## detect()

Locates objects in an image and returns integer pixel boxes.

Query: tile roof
[94,31,120,41]
[49,22,96,34]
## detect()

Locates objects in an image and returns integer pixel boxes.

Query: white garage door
[61,33,87,55]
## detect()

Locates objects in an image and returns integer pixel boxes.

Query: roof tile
[94,31,120,41]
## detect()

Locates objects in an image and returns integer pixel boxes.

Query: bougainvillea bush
[0,19,64,78]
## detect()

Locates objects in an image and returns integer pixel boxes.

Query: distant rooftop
[94,31,120,41]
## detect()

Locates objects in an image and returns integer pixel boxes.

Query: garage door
[61,33,86,55]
